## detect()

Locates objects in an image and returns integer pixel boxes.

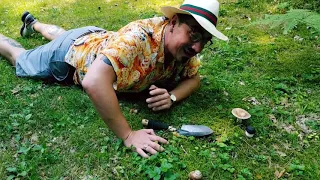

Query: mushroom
[129,108,138,114]
[245,126,256,138]
[189,170,202,180]
[231,108,251,123]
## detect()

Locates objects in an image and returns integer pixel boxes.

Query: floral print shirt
[65,17,200,92]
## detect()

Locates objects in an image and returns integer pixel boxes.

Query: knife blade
[142,119,213,137]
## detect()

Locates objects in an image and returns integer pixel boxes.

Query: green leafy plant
[251,9,320,34]
[288,161,305,176]
[237,168,253,180]
[1,0,320,179]
[6,162,30,180]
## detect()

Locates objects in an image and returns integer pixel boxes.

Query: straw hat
[161,0,228,41]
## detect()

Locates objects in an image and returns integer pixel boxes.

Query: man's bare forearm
[169,73,200,102]
[82,56,132,139]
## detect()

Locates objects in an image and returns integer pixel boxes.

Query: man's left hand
[146,85,172,111]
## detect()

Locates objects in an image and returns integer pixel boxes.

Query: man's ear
[170,15,178,32]
[171,15,178,25]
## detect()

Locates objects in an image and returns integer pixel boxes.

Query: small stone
[223,91,229,96]
[189,170,202,180]
[294,35,303,41]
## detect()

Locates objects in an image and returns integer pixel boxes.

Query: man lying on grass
[0,0,228,158]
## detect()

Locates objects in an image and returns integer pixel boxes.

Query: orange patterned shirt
[65,17,200,92]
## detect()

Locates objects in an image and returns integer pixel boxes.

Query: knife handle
[142,119,176,131]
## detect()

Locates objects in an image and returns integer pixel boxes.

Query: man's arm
[82,55,168,158]
[146,73,200,111]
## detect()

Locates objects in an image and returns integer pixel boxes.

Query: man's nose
[191,41,203,53]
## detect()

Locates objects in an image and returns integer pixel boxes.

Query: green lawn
[1,0,319,179]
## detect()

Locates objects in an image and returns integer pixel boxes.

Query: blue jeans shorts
[16,26,105,81]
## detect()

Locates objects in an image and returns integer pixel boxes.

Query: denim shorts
[16,26,105,81]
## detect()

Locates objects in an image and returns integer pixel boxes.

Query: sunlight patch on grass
[1,0,319,179]
[210,118,237,137]
[133,0,182,13]
[253,35,275,45]
[1,0,77,18]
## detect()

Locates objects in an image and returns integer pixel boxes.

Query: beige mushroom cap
[231,108,251,119]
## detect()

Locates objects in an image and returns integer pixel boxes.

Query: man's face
[168,15,212,62]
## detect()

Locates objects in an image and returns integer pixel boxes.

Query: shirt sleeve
[180,56,201,78]
[100,28,149,90]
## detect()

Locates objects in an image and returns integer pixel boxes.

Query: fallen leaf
[30,133,39,143]
[295,115,315,134]
[282,142,292,150]
[280,97,290,107]
[239,81,245,85]
[276,151,287,157]
[298,132,304,141]
[243,97,261,105]
[294,35,303,41]
[255,174,262,179]
[277,169,286,178]
[273,144,279,150]
[11,85,22,95]
[269,114,278,124]
[280,123,295,133]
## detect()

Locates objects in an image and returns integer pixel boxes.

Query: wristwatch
[169,93,177,103]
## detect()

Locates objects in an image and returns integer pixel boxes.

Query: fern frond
[303,14,320,33]
[251,9,320,34]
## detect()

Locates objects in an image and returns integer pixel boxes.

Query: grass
[1,0,319,179]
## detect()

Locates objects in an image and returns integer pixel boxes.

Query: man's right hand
[124,129,169,158]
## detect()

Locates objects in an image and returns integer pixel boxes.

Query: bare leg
[0,34,26,66]
[33,22,66,41]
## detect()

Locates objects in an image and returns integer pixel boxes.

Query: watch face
[170,94,177,102]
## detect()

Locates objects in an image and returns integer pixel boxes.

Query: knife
[142,119,213,137]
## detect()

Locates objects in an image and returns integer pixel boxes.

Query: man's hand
[124,129,168,158]
[146,85,172,111]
